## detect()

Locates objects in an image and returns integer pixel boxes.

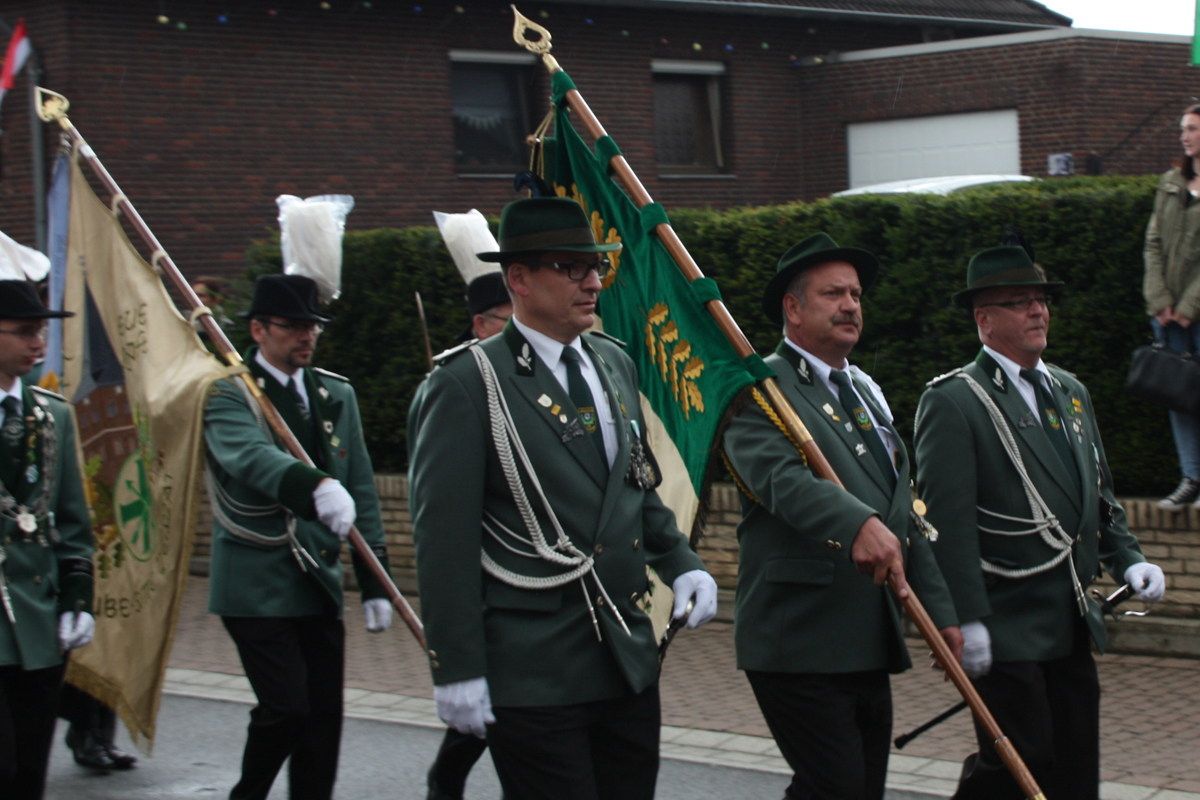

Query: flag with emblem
[540,70,767,628]
[58,148,228,749]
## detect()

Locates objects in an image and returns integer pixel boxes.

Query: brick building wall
[0,0,1040,281]
[797,30,1196,198]
[190,476,1200,619]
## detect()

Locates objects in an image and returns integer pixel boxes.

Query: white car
[832,174,1035,197]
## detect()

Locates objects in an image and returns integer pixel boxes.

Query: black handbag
[1126,343,1200,415]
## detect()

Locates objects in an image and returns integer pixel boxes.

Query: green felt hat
[760,233,879,326]
[953,245,1063,309]
[476,197,623,262]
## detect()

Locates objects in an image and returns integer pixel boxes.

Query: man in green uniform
[914,245,1164,800]
[409,197,718,800]
[0,280,94,800]
[722,234,961,800]
[204,274,393,800]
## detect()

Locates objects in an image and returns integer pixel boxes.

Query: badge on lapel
[1017,412,1037,429]
[992,368,1005,391]
[797,359,813,385]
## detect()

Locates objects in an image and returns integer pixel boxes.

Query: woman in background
[1144,104,1200,509]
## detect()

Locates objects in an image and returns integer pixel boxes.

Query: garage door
[846,109,1020,188]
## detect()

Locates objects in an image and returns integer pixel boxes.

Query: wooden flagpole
[34,87,426,651]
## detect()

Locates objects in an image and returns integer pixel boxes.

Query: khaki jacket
[1144,167,1200,320]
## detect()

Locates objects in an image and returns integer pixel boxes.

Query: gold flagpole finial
[511,5,561,72]
[35,87,73,130]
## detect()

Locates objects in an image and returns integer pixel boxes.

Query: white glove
[960,620,992,678]
[434,677,495,738]
[1125,562,1166,603]
[58,611,95,651]
[671,569,719,629]
[363,598,393,633]
[313,479,356,541]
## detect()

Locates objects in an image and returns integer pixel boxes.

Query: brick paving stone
[170,577,1200,789]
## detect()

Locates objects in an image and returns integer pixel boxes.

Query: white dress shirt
[512,316,617,469]
[255,350,309,413]
[783,339,899,476]
[982,345,1072,448]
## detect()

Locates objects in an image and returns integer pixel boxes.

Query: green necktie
[828,369,896,492]
[0,396,21,451]
[1019,368,1079,487]
[286,377,311,422]
[560,346,607,469]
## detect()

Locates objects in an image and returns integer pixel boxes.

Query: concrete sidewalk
[168,577,1200,798]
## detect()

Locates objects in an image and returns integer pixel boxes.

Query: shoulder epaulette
[925,368,963,388]
[30,385,68,402]
[312,367,349,382]
[587,330,627,348]
[433,340,476,365]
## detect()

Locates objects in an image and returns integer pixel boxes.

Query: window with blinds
[652,60,726,174]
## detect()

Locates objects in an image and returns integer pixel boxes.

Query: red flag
[0,19,31,110]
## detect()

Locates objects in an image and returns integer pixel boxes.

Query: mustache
[831,312,861,329]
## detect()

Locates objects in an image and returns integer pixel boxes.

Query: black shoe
[65,727,116,771]
[1158,477,1200,510]
[102,741,137,769]
[97,710,137,769]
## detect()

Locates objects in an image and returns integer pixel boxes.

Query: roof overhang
[539,0,1070,33]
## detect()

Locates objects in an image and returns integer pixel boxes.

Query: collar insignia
[256,377,266,389]
[33,406,43,422]
[993,368,1005,390]
[517,343,533,373]
[854,443,867,456]
[318,387,329,400]
[796,358,813,384]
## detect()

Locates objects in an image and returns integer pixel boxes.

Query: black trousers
[428,728,490,798]
[746,669,892,800]
[486,685,661,800]
[955,623,1100,800]
[0,661,67,800]
[222,614,345,800]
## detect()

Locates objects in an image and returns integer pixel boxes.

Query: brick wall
[1,0,1023,281]
[190,477,1200,618]
[798,34,1196,199]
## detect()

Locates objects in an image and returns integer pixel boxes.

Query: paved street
[46,694,791,799]
[53,575,1198,799]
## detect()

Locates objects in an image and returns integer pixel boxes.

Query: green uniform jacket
[0,385,94,670]
[913,351,1146,662]
[1144,167,1200,320]
[408,324,706,708]
[722,343,957,675]
[204,348,389,618]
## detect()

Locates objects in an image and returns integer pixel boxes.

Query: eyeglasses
[264,320,325,335]
[482,312,512,323]
[541,258,612,281]
[0,326,49,342]
[979,296,1053,312]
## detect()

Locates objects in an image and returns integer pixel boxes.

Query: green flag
[542,70,771,541]
[1194,0,1200,65]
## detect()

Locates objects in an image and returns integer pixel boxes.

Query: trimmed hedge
[245,175,1177,496]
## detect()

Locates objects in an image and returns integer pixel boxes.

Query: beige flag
[60,151,229,749]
